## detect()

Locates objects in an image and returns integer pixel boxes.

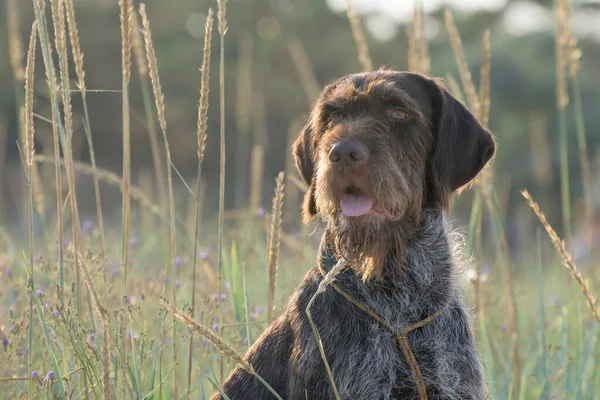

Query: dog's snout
[328,139,368,168]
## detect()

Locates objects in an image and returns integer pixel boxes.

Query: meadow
[0,0,599,399]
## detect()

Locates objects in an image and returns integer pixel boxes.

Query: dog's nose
[328,139,368,167]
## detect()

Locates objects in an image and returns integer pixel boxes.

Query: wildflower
[243,337,249,345]
[31,371,39,379]
[54,310,60,318]
[199,251,209,260]
[202,338,208,347]
[175,256,182,267]
[129,237,138,246]
[256,207,265,217]
[1,338,8,349]
[7,268,12,278]
[89,334,95,342]
[212,323,219,331]
[36,289,43,297]
[90,345,97,353]
[176,280,182,289]
[220,294,226,302]
[47,371,55,380]
[255,306,264,315]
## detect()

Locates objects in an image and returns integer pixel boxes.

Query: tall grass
[1,2,599,400]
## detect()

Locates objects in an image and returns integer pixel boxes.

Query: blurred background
[1,0,600,260]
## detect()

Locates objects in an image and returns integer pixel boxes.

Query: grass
[0,1,599,400]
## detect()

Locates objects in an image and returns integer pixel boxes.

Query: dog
[210,69,495,399]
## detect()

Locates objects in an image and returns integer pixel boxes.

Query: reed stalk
[188,8,213,397]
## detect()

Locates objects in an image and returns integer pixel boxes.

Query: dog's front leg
[210,316,294,400]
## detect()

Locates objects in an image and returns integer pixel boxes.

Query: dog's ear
[423,77,496,207]
[292,122,318,223]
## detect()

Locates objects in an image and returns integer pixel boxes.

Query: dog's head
[293,70,495,279]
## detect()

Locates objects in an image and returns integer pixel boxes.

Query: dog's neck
[319,204,452,284]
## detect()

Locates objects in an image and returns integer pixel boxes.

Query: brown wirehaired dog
[211,70,495,399]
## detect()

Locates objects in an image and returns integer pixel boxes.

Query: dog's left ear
[292,122,318,223]
[422,77,496,208]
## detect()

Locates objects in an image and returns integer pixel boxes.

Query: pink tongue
[340,194,373,217]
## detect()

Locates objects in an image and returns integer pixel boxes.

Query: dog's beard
[326,213,403,281]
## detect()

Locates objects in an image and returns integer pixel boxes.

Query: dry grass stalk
[284,120,302,221]
[35,155,164,219]
[65,0,107,291]
[445,74,465,104]
[236,35,253,136]
[417,3,430,76]
[250,145,265,213]
[408,3,430,75]
[119,0,133,83]
[119,0,133,300]
[233,35,254,210]
[522,190,600,324]
[528,112,552,187]
[217,0,229,382]
[131,11,148,77]
[24,22,37,173]
[31,165,46,218]
[140,5,166,133]
[23,24,37,399]
[346,1,373,71]
[52,0,84,314]
[554,0,569,112]
[305,259,349,400]
[563,2,593,250]
[478,30,491,128]
[139,4,180,395]
[287,38,321,105]
[267,172,285,323]
[408,7,419,73]
[64,0,84,92]
[138,167,155,234]
[131,9,167,248]
[161,299,254,374]
[443,9,480,116]
[32,0,65,291]
[7,0,25,81]
[188,8,214,397]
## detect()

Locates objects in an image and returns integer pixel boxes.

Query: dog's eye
[388,108,409,120]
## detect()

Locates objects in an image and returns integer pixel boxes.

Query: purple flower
[256,207,265,217]
[176,280,182,289]
[291,231,301,239]
[54,310,60,318]
[166,276,171,284]
[31,371,39,379]
[7,269,12,278]
[129,237,138,247]
[89,334,95,342]
[47,371,55,380]
[2,338,8,348]
[220,294,226,302]
[90,345,97,353]
[82,220,93,236]
[199,251,209,260]
[255,306,265,315]
[175,257,182,267]
[224,282,231,291]
[243,337,249,345]
[212,323,219,331]
[36,289,43,297]
[499,323,508,333]
[112,266,120,277]
[202,338,208,347]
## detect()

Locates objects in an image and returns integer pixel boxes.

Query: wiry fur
[211,69,494,399]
